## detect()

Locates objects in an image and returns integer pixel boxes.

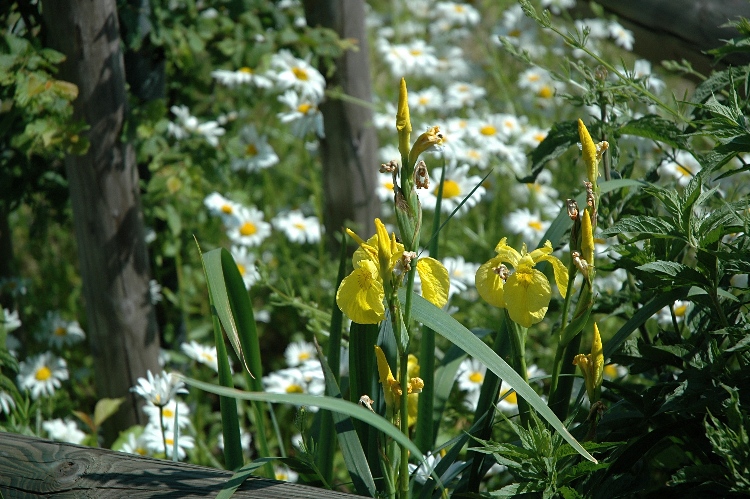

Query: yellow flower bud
[578,119,598,184]
[397,78,412,159]
[581,206,594,267]
[573,323,604,403]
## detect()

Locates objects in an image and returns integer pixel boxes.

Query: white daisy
[284,341,316,367]
[230,245,261,290]
[541,0,575,15]
[39,311,85,348]
[131,369,188,407]
[181,340,220,372]
[421,163,486,217]
[442,256,479,298]
[142,399,191,430]
[656,300,691,326]
[119,430,152,456]
[0,391,15,415]
[444,82,486,109]
[274,465,299,483]
[434,2,480,26]
[225,206,272,247]
[408,86,444,113]
[143,423,195,460]
[272,210,322,244]
[372,101,397,130]
[2,308,21,332]
[497,381,519,414]
[407,452,465,485]
[603,363,628,380]
[608,21,634,50]
[456,357,486,409]
[377,38,440,78]
[505,208,551,246]
[204,192,242,225]
[277,90,325,138]
[659,150,701,186]
[270,50,326,102]
[167,105,226,147]
[149,279,163,304]
[263,365,324,412]
[376,171,397,203]
[42,418,86,445]
[632,59,665,93]
[211,67,273,88]
[17,352,69,400]
[231,125,279,173]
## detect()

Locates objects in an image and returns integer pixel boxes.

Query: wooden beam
[0,432,358,498]
[593,0,750,75]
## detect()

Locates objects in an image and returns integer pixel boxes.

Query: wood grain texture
[0,432,358,498]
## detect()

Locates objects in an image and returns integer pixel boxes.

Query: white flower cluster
[203,192,322,289]
[262,340,325,412]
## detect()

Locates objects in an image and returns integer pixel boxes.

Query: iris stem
[506,310,530,428]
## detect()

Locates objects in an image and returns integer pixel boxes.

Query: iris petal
[475,257,506,308]
[504,267,551,327]
[336,260,385,324]
[416,257,450,308]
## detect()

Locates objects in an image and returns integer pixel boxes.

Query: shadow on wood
[0,432,358,498]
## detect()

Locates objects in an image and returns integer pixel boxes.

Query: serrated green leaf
[619,115,687,149]
[599,215,676,238]
[636,261,707,286]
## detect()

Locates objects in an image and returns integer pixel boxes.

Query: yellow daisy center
[239,67,253,74]
[292,67,309,81]
[165,437,174,446]
[298,352,311,362]
[240,222,258,236]
[501,389,518,405]
[293,222,306,230]
[480,125,497,136]
[469,371,483,383]
[201,352,216,363]
[297,103,312,114]
[245,144,258,156]
[54,326,67,336]
[221,204,233,214]
[439,179,461,198]
[384,181,394,190]
[468,150,481,159]
[35,366,52,381]
[528,220,543,231]
[418,96,429,105]
[410,49,423,56]
[237,263,246,275]
[136,447,147,456]
[676,164,692,176]
[538,85,553,99]
[534,133,546,142]
[674,304,688,317]
[509,28,521,37]
[286,384,305,393]
[604,364,618,378]
[163,408,174,418]
[454,5,465,12]
[528,74,541,82]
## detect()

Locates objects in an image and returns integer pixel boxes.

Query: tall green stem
[506,310,530,428]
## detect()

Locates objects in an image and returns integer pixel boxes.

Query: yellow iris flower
[374,345,423,425]
[336,218,450,324]
[475,238,568,328]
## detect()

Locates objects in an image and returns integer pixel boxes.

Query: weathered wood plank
[0,432,358,498]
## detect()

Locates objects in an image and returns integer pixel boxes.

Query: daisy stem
[506,310,530,428]
[159,406,167,456]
